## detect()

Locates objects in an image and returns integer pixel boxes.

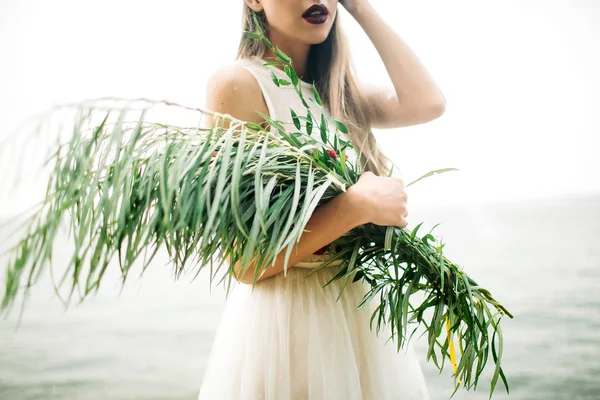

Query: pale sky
[0,0,598,217]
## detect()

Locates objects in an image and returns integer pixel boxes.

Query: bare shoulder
[204,61,268,126]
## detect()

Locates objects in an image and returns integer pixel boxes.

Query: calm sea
[1,196,599,400]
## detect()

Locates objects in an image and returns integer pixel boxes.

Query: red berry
[314,245,328,255]
[326,149,337,160]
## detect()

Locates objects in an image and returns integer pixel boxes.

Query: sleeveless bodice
[235,55,357,267]
[235,56,357,164]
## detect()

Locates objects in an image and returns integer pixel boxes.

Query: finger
[401,218,408,229]
[398,216,408,229]
[400,204,408,218]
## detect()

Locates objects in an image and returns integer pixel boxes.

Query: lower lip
[303,14,328,24]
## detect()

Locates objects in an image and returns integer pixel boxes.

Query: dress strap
[234,56,279,123]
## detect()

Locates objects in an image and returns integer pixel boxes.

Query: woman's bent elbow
[233,262,260,285]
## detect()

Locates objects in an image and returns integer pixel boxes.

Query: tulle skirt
[197,262,430,400]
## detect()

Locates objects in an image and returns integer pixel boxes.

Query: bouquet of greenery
[0,22,512,399]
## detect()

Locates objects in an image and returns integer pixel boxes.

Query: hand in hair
[339,0,368,15]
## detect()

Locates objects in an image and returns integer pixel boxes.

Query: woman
[198,1,446,398]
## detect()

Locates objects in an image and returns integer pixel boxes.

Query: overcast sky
[0,0,598,217]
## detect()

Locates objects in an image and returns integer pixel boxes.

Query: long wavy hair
[236,5,393,177]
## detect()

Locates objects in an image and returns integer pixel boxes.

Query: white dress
[197,56,430,400]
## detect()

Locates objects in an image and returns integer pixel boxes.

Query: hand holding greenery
[0,18,512,399]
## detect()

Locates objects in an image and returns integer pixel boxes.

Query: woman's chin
[302,32,331,45]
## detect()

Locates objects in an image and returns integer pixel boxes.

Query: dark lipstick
[302,4,329,25]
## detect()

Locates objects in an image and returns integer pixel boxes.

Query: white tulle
[197,264,430,400]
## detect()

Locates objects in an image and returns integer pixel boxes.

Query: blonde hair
[236,5,393,177]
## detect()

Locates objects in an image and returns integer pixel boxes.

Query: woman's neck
[262,31,311,78]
